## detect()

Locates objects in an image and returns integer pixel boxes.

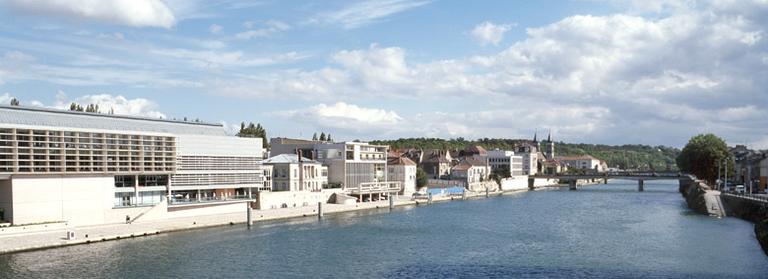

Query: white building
[387,155,417,195]
[487,150,524,177]
[0,105,264,226]
[451,158,490,184]
[270,138,400,201]
[557,155,605,172]
[263,154,327,192]
[515,142,539,175]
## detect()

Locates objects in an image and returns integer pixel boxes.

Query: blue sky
[0,0,766,148]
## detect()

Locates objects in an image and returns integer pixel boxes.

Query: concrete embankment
[679,178,724,217]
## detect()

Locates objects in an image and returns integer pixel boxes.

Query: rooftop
[263,154,321,164]
[387,156,416,166]
[0,105,226,136]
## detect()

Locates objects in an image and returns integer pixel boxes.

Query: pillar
[638,180,644,192]
[246,203,253,229]
[167,174,172,200]
[389,195,394,210]
[486,187,490,198]
[528,178,535,191]
[318,202,323,219]
[428,193,433,204]
[604,177,608,184]
[569,180,577,191]
[134,175,139,206]
[462,190,467,200]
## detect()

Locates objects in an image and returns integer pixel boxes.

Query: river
[1,180,767,278]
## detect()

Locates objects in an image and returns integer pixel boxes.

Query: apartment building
[263,154,327,192]
[487,150,524,177]
[387,155,417,195]
[270,138,400,201]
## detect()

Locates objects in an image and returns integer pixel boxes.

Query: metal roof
[263,154,321,164]
[0,105,226,136]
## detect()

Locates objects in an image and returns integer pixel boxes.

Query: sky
[0,0,766,148]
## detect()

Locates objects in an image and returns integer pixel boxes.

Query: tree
[676,134,732,184]
[416,167,429,189]
[312,133,318,141]
[9,98,19,106]
[319,132,326,141]
[237,121,268,148]
[327,133,332,142]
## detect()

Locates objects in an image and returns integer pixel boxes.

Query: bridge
[530,171,693,191]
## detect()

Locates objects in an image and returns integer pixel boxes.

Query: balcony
[347,181,401,195]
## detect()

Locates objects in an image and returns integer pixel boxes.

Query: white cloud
[235,20,290,40]
[5,0,176,28]
[0,93,14,105]
[151,48,308,68]
[51,92,166,118]
[209,24,223,34]
[471,21,515,46]
[277,102,402,133]
[311,0,432,29]
[227,1,768,145]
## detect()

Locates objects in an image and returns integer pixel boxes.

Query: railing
[348,181,401,194]
[168,195,253,205]
[721,192,768,203]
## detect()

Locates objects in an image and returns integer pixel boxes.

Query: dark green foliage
[676,134,731,183]
[416,167,428,189]
[371,137,681,171]
[9,98,19,106]
[237,122,268,148]
[319,132,326,141]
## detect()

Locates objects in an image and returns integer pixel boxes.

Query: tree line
[372,137,681,171]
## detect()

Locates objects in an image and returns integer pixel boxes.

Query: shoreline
[0,187,556,255]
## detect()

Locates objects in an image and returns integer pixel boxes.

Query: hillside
[371,138,680,171]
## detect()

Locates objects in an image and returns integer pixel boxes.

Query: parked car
[735,185,746,194]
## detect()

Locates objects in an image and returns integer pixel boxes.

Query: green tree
[9,98,19,106]
[676,134,732,184]
[319,132,326,141]
[312,133,318,141]
[416,167,429,189]
[327,133,332,142]
[237,122,268,148]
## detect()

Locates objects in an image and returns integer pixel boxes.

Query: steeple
[547,129,551,142]
[533,129,538,143]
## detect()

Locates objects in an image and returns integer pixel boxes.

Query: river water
[1,180,767,278]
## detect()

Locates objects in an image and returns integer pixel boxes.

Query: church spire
[533,129,538,143]
[547,129,551,142]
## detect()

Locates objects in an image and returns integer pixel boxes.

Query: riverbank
[0,187,551,255]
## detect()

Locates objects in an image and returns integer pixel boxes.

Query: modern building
[487,150,524,177]
[263,154,327,192]
[387,155,417,195]
[270,138,400,201]
[0,105,264,226]
[515,141,539,175]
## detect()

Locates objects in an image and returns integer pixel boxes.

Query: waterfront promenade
[0,189,516,255]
